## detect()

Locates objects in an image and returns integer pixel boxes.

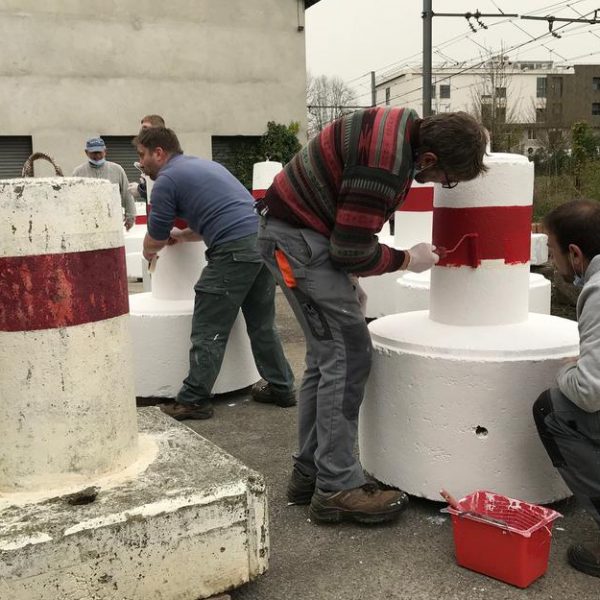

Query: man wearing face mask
[256,107,488,526]
[533,198,600,578]
[73,137,136,230]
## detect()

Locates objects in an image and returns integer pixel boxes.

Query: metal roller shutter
[100,135,139,183]
[0,136,33,179]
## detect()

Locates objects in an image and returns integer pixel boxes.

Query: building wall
[376,67,551,124]
[0,0,309,176]
[547,65,600,130]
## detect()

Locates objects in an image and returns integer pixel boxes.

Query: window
[593,77,600,91]
[593,103,600,116]
[385,87,391,105]
[495,87,507,99]
[527,128,537,140]
[101,135,140,182]
[536,77,547,98]
[0,136,33,178]
[551,77,563,97]
[495,106,506,122]
[440,84,451,99]
[536,108,546,123]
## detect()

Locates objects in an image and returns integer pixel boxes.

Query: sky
[305,0,600,104]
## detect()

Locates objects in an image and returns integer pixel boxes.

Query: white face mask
[89,158,106,168]
[569,252,585,288]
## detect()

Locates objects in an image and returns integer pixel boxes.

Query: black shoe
[309,482,409,525]
[160,400,214,421]
[251,381,296,407]
[568,542,600,578]
[287,468,316,505]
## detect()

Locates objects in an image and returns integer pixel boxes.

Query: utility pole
[421,5,517,117]
[371,71,377,107]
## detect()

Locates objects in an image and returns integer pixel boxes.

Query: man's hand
[349,275,368,316]
[167,227,186,246]
[143,249,157,262]
[405,242,440,273]
[124,216,135,231]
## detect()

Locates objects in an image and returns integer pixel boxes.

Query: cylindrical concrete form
[129,241,260,398]
[0,178,138,492]
[252,160,282,200]
[359,154,578,503]
[394,181,434,248]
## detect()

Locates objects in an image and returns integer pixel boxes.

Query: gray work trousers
[257,216,371,491]
[533,388,600,525]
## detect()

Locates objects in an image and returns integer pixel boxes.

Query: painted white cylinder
[531,232,549,265]
[430,154,534,326]
[252,160,282,200]
[359,153,576,503]
[129,238,259,397]
[0,178,138,492]
[124,201,148,280]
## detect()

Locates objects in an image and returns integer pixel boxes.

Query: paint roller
[437,233,480,268]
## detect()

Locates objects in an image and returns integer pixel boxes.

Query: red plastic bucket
[446,490,562,588]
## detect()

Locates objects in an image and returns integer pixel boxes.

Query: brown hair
[134,127,183,155]
[140,114,165,127]
[543,198,600,261]
[419,112,488,181]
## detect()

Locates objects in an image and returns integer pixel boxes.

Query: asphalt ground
[130,280,597,600]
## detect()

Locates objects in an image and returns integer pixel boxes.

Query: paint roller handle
[405,242,440,273]
[439,489,461,511]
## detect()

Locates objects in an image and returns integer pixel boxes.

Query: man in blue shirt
[136,127,295,420]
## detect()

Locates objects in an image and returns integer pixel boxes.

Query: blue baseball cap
[85,137,106,151]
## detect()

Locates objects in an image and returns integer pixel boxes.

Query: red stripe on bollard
[135,215,147,225]
[398,186,434,212]
[0,247,129,332]
[252,189,266,201]
[433,205,532,267]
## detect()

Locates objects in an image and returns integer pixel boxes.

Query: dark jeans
[533,388,600,525]
[177,233,294,405]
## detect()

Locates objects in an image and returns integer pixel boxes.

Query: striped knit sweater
[264,107,419,276]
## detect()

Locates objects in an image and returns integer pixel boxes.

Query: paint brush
[440,489,508,527]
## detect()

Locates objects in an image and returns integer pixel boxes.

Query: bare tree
[307,74,356,138]
[470,52,523,152]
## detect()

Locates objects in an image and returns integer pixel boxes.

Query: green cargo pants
[176,233,294,405]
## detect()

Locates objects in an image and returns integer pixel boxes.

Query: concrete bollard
[0,177,138,491]
[251,160,282,201]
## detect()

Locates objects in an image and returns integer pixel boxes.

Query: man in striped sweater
[256,107,487,525]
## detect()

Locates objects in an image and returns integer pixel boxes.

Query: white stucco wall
[0,0,309,175]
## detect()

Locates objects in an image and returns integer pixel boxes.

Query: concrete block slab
[0,408,268,599]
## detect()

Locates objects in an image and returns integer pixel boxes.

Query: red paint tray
[444,490,562,588]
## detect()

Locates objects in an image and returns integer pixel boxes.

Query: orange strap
[274,249,297,288]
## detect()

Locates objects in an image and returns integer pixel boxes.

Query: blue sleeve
[147,176,177,240]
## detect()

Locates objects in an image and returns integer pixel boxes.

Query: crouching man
[533,198,600,578]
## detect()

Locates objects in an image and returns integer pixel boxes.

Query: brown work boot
[568,541,600,578]
[160,400,214,421]
[309,482,409,524]
[287,467,316,505]
[251,381,296,408]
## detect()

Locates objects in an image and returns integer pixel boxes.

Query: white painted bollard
[129,234,260,398]
[252,160,282,201]
[359,154,578,503]
[0,177,269,599]
[124,201,148,280]
[0,178,138,491]
[361,182,434,318]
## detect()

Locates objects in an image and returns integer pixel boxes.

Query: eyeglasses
[441,169,459,189]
